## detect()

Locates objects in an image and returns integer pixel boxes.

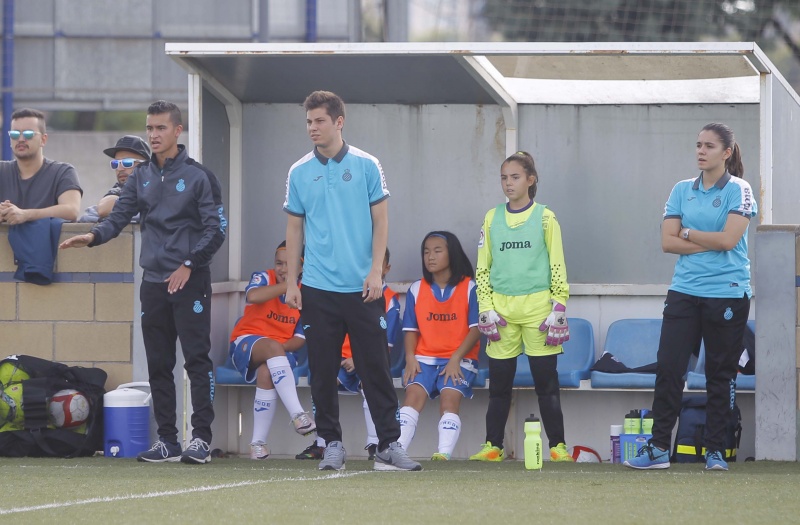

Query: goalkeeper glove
[538,302,570,346]
[478,310,507,342]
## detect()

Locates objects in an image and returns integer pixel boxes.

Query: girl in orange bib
[397,231,481,460]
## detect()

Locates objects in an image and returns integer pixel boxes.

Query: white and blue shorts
[406,358,477,399]
[229,335,298,384]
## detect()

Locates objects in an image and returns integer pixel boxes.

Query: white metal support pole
[181,73,204,447]
[455,55,519,157]
[759,72,773,226]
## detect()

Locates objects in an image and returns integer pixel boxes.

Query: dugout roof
[166,42,772,105]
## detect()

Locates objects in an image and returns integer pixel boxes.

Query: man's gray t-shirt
[0,158,82,209]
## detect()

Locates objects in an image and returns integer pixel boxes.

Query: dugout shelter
[163,42,800,460]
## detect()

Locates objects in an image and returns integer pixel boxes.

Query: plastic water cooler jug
[104,382,151,458]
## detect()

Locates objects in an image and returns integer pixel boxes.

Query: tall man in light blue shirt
[284,91,421,472]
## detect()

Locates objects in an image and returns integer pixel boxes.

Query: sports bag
[671,395,742,463]
[0,354,107,457]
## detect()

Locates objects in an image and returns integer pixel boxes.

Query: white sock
[316,435,326,447]
[398,406,420,452]
[362,390,378,447]
[437,412,461,456]
[266,356,304,417]
[251,388,278,444]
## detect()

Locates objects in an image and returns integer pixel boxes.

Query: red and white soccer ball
[48,389,90,428]
[569,445,602,463]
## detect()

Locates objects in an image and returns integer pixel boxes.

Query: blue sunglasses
[8,130,41,140]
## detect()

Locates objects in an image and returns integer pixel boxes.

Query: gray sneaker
[318,440,346,471]
[374,442,423,471]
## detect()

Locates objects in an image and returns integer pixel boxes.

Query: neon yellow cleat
[469,442,505,462]
[550,443,574,462]
[431,452,451,461]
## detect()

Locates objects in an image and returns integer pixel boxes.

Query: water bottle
[609,424,623,463]
[624,410,641,434]
[524,414,543,470]
[641,411,654,435]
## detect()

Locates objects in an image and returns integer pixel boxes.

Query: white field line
[0,471,372,516]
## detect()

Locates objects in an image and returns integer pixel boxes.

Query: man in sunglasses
[0,108,82,224]
[60,100,227,465]
[79,135,150,222]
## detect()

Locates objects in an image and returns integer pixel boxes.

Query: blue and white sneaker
[318,440,346,471]
[137,439,181,463]
[705,450,729,471]
[180,437,211,464]
[623,443,671,470]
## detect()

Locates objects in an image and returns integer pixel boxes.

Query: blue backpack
[671,395,741,463]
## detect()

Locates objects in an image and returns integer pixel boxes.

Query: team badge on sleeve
[250,273,264,286]
[478,228,485,248]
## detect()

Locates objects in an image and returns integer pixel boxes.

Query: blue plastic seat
[512,318,595,388]
[215,353,247,385]
[686,320,755,391]
[590,319,662,389]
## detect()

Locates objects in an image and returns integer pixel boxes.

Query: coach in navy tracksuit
[60,101,227,465]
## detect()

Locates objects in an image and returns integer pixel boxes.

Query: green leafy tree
[483,0,795,45]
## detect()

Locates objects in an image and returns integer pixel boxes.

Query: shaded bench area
[214,317,755,392]
[211,316,757,460]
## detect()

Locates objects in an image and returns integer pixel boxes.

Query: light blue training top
[663,171,757,298]
[284,143,389,293]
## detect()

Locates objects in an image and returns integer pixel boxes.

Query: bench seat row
[215,318,755,391]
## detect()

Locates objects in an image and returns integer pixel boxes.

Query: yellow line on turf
[0,471,372,516]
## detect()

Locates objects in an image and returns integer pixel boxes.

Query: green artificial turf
[2,457,799,524]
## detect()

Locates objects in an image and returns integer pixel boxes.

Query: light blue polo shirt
[283,143,389,293]
[663,172,757,298]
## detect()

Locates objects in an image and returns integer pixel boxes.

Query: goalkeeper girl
[470,150,573,463]
[397,231,481,460]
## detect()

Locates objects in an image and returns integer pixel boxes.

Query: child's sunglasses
[110,158,143,170]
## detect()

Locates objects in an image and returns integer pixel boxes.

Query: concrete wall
[754,225,800,460]
[0,223,136,390]
[238,102,505,282]
[235,102,761,286]
[770,80,800,224]
[517,103,761,284]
